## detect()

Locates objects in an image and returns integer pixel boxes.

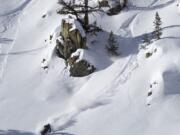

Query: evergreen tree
[106,31,119,56]
[153,12,162,40]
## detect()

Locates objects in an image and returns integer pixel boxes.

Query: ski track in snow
[0,38,13,44]
[0,45,47,56]
[0,26,7,34]
[0,14,19,81]
[0,0,32,17]
[117,13,139,37]
[0,0,140,132]
[129,0,175,11]
[48,54,139,134]
[115,55,138,84]
[0,0,32,81]
[47,7,142,133]
[0,0,176,134]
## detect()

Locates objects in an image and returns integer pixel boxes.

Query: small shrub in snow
[42,14,46,18]
[67,50,96,77]
[145,48,158,58]
[69,59,96,77]
[153,12,162,40]
[145,52,153,58]
[49,35,53,40]
[147,91,152,97]
[146,81,158,106]
[106,31,119,56]
[89,21,102,36]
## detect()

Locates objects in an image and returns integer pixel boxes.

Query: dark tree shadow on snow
[103,24,180,59]
[96,30,152,58]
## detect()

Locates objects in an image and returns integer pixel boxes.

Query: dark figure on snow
[41,58,48,70]
[40,124,51,135]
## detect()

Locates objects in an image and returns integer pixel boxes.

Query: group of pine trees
[58,0,163,56]
[108,12,163,56]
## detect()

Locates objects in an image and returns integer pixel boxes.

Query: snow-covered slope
[1,0,180,135]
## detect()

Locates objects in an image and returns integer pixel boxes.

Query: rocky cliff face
[56,16,86,60]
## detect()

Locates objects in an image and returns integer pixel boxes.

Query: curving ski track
[0,0,32,81]
[129,0,175,11]
[48,54,139,134]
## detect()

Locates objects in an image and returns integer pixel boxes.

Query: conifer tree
[106,31,119,56]
[153,12,162,40]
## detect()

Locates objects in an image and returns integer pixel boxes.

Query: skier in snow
[40,124,51,135]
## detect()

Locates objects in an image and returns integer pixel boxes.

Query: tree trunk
[84,0,89,31]
[123,0,128,7]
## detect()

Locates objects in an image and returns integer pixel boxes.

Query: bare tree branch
[58,0,103,32]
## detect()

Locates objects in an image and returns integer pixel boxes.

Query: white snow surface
[1,0,180,135]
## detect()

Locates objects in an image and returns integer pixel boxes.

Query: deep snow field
[1,0,180,135]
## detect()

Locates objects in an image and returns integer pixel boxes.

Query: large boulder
[56,15,87,60]
[99,0,127,15]
[107,4,122,15]
[99,0,110,8]
[69,59,96,77]
[67,49,96,77]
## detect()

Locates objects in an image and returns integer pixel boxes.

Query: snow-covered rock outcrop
[1,0,180,135]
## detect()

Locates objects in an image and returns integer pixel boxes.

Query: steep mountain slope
[1,0,180,135]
